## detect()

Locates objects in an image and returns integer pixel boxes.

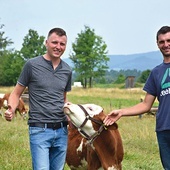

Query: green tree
[0,23,13,68]
[138,69,151,83]
[70,25,109,88]
[20,29,46,60]
[0,23,16,85]
[114,74,125,84]
[0,24,13,53]
[0,51,25,86]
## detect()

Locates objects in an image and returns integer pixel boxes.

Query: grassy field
[0,86,162,170]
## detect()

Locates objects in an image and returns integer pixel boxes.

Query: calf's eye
[88,107,93,111]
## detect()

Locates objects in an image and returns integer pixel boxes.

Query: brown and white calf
[0,93,27,119]
[64,103,124,170]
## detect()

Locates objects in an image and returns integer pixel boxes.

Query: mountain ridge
[63,51,163,71]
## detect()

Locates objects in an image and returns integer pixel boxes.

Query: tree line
[0,23,150,88]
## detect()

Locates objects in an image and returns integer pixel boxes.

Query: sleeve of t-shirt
[17,60,32,87]
[65,71,72,92]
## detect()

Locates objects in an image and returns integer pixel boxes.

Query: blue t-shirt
[143,62,170,131]
[18,56,72,124]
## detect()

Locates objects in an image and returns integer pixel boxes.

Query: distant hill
[108,51,164,71]
[62,51,164,71]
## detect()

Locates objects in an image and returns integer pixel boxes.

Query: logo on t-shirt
[160,68,170,96]
[161,68,170,89]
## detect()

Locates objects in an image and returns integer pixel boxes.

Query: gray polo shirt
[18,56,72,123]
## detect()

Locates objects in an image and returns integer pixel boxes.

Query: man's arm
[104,93,156,126]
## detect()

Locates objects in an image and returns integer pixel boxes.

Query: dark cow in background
[64,103,124,170]
[0,93,27,119]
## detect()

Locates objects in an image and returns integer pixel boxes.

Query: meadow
[0,86,162,170]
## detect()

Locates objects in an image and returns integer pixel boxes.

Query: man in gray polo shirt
[5,28,72,170]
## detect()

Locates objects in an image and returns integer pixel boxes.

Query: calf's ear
[106,123,118,130]
[100,113,118,130]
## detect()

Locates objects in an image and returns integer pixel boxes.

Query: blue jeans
[29,125,68,170]
[157,131,170,170]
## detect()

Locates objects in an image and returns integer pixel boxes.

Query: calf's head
[64,103,117,139]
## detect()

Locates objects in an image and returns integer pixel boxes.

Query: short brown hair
[156,26,170,41]
[48,28,67,37]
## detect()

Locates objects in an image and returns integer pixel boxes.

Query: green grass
[0,118,31,170]
[0,86,162,169]
[119,116,161,169]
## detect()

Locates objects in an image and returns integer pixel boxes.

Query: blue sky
[0,0,170,58]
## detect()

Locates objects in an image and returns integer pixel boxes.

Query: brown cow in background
[0,98,3,116]
[0,93,27,119]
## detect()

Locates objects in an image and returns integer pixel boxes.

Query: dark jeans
[157,130,170,170]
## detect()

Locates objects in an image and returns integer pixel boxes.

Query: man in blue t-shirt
[5,28,72,170]
[104,26,170,170]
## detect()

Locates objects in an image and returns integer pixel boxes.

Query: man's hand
[4,105,14,121]
[103,110,122,126]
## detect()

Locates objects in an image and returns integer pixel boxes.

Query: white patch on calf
[77,138,84,152]
[108,166,117,170]
[3,100,8,108]
[0,94,5,98]
[80,158,88,168]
